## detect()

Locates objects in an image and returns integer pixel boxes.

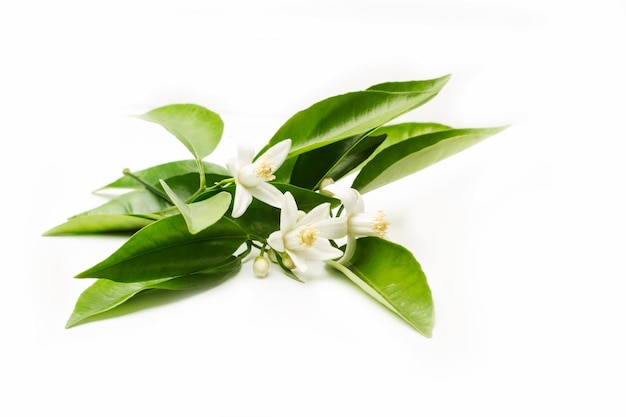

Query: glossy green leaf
[76,215,247,282]
[138,104,224,160]
[289,133,387,189]
[259,75,451,159]
[363,122,452,164]
[352,126,508,193]
[328,237,433,337]
[43,189,170,235]
[72,189,171,218]
[348,122,452,177]
[66,256,241,328]
[99,160,229,190]
[161,180,231,234]
[43,214,155,235]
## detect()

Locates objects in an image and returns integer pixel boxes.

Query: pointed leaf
[161,180,231,234]
[289,133,387,189]
[43,189,170,235]
[66,257,241,328]
[259,75,451,159]
[99,160,229,190]
[361,122,452,165]
[328,237,433,337]
[352,126,508,193]
[348,122,452,177]
[138,104,224,160]
[72,189,171,218]
[323,134,387,182]
[76,215,247,282]
[43,214,155,235]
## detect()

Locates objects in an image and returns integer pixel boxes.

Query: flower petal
[237,164,264,187]
[313,216,347,239]
[324,184,363,214]
[280,192,298,232]
[338,235,357,264]
[298,202,331,226]
[283,229,302,251]
[259,139,291,167]
[231,184,253,218]
[286,249,307,272]
[249,182,284,209]
[349,212,389,237]
[225,157,238,179]
[267,230,285,253]
[237,144,255,167]
[299,238,344,261]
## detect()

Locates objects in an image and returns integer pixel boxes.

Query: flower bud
[268,249,278,263]
[253,255,270,278]
[281,253,296,270]
[318,177,335,197]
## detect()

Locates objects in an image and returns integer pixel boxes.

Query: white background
[2,0,625,415]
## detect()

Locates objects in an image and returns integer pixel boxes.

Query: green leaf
[259,75,451,159]
[76,215,247,282]
[289,133,387,189]
[138,104,224,160]
[161,180,231,234]
[72,189,171,218]
[49,171,233,235]
[66,256,241,328]
[328,237,433,337]
[99,160,229,190]
[43,189,170,235]
[43,214,155,235]
[363,122,452,165]
[323,134,388,183]
[352,126,508,193]
[348,122,452,177]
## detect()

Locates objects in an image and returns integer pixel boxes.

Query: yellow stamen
[373,210,389,238]
[254,158,276,181]
[296,224,319,247]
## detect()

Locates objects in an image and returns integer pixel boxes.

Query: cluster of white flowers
[226,139,390,276]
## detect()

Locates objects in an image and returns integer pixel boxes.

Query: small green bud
[281,253,296,270]
[319,177,335,196]
[253,255,270,278]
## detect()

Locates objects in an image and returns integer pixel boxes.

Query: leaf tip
[74,270,92,279]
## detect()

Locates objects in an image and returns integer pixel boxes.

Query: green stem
[195,158,206,190]
[250,241,265,250]
[185,178,236,204]
[122,169,172,203]
[236,240,253,260]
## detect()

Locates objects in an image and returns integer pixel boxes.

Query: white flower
[226,139,291,218]
[324,183,390,263]
[267,192,346,273]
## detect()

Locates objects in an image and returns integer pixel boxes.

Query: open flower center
[296,224,319,247]
[373,210,390,238]
[254,158,276,181]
